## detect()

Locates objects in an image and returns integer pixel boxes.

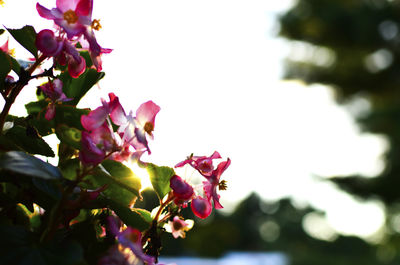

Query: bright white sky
[0,0,389,241]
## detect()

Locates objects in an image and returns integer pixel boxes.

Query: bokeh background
[3,0,400,264]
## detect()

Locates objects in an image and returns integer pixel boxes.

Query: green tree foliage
[160,193,382,265]
[278,0,400,263]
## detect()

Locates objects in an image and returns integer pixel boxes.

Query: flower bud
[170,175,194,202]
[191,196,212,219]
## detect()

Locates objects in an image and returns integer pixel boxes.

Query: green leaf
[0,29,4,35]
[83,161,141,206]
[104,198,151,231]
[133,208,153,223]
[0,151,62,180]
[7,25,38,59]
[25,99,48,115]
[2,125,55,156]
[55,106,89,130]
[0,50,12,91]
[59,158,80,181]
[0,225,84,265]
[56,125,81,150]
[59,69,105,106]
[146,163,175,200]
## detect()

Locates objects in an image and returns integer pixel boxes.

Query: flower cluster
[0,0,231,264]
[170,151,231,219]
[79,93,160,165]
[36,0,111,77]
[38,79,72,120]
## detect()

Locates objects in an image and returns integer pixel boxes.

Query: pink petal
[36,3,57,20]
[136,101,160,126]
[45,104,56,120]
[214,158,231,179]
[0,39,9,53]
[79,131,105,165]
[68,55,86,78]
[75,0,92,17]
[203,181,223,209]
[56,0,79,13]
[81,105,108,131]
[109,94,127,126]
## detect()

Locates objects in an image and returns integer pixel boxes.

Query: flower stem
[0,54,46,132]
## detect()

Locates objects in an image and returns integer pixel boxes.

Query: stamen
[218,180,228,191]
[63,10,78,24]
[91,19,102,31]
[144,122,154,135]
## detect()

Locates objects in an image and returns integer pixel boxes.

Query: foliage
[279,0,400,263]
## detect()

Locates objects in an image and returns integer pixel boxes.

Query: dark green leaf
[103,198,151,231]
[25,100,48,115]
[6,25,38,59]
[83,161,141,206]
[10,56,21,74]
[0,151,61,179]
[146,163,175,200]
[2,125,55,156]
[133,208,153,223]
[59,158,80,181]
[0,225,84,265]
[0,50,12,91]
[0,29,4,35]
[59,69,105,106]
[55,106,89,130]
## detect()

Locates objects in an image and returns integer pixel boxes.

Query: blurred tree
[279,0,400,263]
[161,193,383,265]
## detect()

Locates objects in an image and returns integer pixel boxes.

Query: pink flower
[36,0,111,72]
[167,216,193,239]
[202,158,231,209]
[111,100,160,155]
[175,151,222,177]
[191,196,212,219]
[38,79,72,120]
[107,216,156,265]
[36,0,93,39]
[79,130,106,165]
[176,152,231,209]
[81,93,121,131]
[35,29,86,78]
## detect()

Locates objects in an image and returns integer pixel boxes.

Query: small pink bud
[191,196,212,219]
[36,29,63,57]
[170,175,194,202]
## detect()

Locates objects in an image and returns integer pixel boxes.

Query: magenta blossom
[176,152,231,209]
[81,93,121,131]
[79,130,106,165]
[167,216,193,239]
[36,0,93,39]
[39,79,72,120]
[36,29,86,78]
[107,216,156,265]
[202,158,231,209]
[175,151,222,177]
[111,100,160,155]
[36,0,111,72]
